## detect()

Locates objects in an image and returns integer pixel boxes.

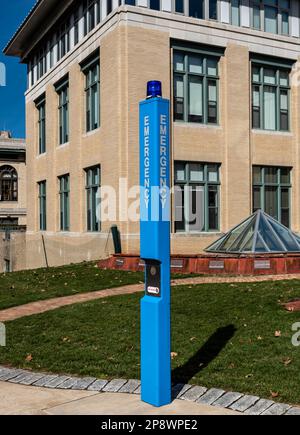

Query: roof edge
[3,0,41,55]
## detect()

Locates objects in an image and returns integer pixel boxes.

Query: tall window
[59,175,70,231]
[82,53,100,132]
[231,0,240,25]
[175,0,184,13]
[74,11,79,45]
[86,166,101,232]
[251,0,290,35]
[149,0,160,10]
[0,166,18,202]
[56,78,69,145]
[107,0,113,14]
[173,50,219,124]
[49,37,55,69]
[252,64,290,131]
[189,0,204,18]
[36,96,46,154]
[209,0,218,19]
[58,21,70,60]
[174,162,220,232]
[253,166,291,227]
[38,181,47,231]
[125,0,136,4]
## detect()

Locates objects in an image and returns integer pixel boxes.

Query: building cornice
[3,0,74,60]
[5,2,300,62]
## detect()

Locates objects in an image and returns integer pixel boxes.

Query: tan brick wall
[0,231,26,272]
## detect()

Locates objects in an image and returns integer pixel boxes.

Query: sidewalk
[1,273,299,322]
[0,381,239,415]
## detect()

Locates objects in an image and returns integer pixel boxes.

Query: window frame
[173,48,220,125]
[251,63,290,132]
[0,166,18,202]
[38,181,47,231]
[56,78,69,145]
[174,161,220,233]
[59,174,70,231]
[36,96,46,154]
[82,54,100,133]
[250,0,290,35]
[85,165,101,232]
[230,0,241,26]
[252,165,291,227]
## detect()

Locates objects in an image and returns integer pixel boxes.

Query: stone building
[0,131,26,271]
[4,0,300,268]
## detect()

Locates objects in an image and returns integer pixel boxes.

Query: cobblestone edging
[0,366,299,415]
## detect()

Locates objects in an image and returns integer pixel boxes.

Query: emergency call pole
[139,81,171,407]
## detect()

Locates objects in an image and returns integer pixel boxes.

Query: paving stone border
[0,366,299,415]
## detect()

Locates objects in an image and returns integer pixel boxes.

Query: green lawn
[0,262,199,311]
[0,262,144,310]
[1,279,300,404]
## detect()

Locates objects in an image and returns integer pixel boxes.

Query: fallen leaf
[25,354,33,362]
[257,336,263,340]
[274,330,281,337]
[283,357,292,366]
[190,337,197,342]
[245,373,253,378]
[228,363,235,369]
[171,352,178,359]
[270,391,279,398]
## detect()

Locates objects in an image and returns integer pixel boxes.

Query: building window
[149,0,160,10]
[125,0,136,4]
[83,0,100,34]
[88,0,96,31]
[250,0,290,35]
[209,0,218,19]
[107,0,113,14]
[74,11,79,45]
[173,50,219,124]
[38,181,47,231]
[36,96,46,154]
[174,162,220,232]
[252,64,290,131]
[37,49,46,80]
[4,259,10,273]
[86,166,101,232]
[56,78,69,145]
[231,0,240,25]
[0,218,18,228]
[0,166,18,202]
[58,21,70,60]
[175,0,184,13]
[97,0,101,23]
[189,0,204,18]
[253,166,291,227]
[59,174,70,231]
[82,53,100,132]
[49,37,55,69]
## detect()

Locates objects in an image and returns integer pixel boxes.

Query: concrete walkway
[0,381,239,415]
[0,273,299,322]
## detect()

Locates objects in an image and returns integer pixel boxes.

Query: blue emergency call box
[139,81,171,407]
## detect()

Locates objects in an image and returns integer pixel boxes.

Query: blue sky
[0,0,36,138]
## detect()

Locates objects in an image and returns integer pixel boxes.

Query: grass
[0,261,200,311]
[0,262,144,310]
[1,279,300,404]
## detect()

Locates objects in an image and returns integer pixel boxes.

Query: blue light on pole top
[147,81,162,99]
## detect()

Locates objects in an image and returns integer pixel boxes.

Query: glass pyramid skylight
[205,210,300,254]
